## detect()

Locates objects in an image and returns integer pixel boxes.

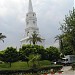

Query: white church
[20,0,45,46]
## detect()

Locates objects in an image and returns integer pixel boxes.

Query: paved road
[55,66,75,75]
[55,70,75,75]
[46,66,75,75]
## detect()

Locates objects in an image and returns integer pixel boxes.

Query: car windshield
[62,58,68,61]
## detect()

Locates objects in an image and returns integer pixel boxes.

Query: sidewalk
[43,70,75,75]
[55,66,75,75]
[54,70,75,75]
[42,66,75,75]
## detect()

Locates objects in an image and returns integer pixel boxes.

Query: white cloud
[0,0,27,17]
[0,0,73,50]
[74,0,75,7]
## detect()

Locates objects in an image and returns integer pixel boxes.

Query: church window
[27,15,28,16]
[33,14,34,16]
[27,32,29,36]
[33,21,35,24]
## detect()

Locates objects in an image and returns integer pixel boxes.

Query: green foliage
[19,45,44,67]
[0,62,30,70]
[39,65,63,74]
[63,46,73,55]
[0,51,5,62]
[46,46,60,61]
[55,35,64,53]
[2,47,18,67]
[29,54,41,62]
[39,60,51,66]
[0,61,63,75]
[19,45,61,62]
[0,44,61,69]
[28,54,41,68]
[58,8,75,55]
[19,45,46,60]
[34,45,48,60]
[26,31,44,45]
[0,61,62,71]
[19,45,35,57]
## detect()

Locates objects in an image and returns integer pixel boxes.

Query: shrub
[39,65,63,72]
[0,65,63,74]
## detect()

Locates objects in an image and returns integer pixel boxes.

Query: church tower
[20,0,44,45]
[25,0,39,37]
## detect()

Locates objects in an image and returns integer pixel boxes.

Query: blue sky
[0,0,74,50]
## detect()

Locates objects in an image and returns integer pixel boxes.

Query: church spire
[28,0,33,12]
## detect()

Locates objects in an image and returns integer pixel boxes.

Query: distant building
[20,0,45,46]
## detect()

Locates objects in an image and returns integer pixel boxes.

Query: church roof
[20,36,29,42]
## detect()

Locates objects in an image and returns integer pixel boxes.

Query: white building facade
[20,0,45,46]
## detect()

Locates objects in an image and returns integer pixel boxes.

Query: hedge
[0,65,63,74]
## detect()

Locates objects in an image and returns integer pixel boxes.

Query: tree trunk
[59,39,63,53]
[9,62,11,67]
[38,60,40,66]
[33,41,35,45]
[27,61,29,67]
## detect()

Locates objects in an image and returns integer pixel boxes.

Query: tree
[60,8,75,54]
[55,34,74,55]
[0,51,5,62]
[19,48,29,67]
[19,45,35,57]
[0,33,6,42]
[19,45,34,67]
[29,54,41,68]
[46,46,60,61]
[3,47,18,67]
[26,31,44,45]
[63,46,73,55]
[34,45,48,60]
[55,35,64,53]
[62,34,74,55]
[19,45,47,66]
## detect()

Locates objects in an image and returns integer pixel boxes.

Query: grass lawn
[0,60,51,70]
[0,60,63,75]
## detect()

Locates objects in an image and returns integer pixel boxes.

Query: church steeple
[20,0,45,46]
[28,0,33,12]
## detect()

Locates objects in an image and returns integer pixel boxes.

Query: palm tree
[55,35,63,53]
[29,54,41,68]
[26,31,44,45]
[0,33,6,42]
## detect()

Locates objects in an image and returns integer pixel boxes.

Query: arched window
[33,21,35,24]
[27,15,28,16]
[33,14,34,16]
[27,32,29,36]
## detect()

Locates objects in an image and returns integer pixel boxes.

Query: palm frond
[26,31,44,45]
[0,33,6,42]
